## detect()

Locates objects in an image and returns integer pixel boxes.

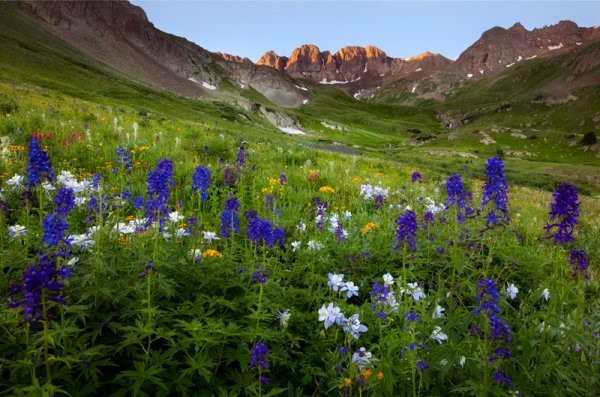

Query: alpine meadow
[0,1,598,397]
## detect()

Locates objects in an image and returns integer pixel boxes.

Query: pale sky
[132,1,600,61]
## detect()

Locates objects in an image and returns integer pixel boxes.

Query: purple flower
[545,183,579,244]
[569,249,590,280]
[145,159,174,227]
[481,157,510,226]
[474,277,500,316]
[192,165,211,202]
[416,359,429,373]
[279,173,287,185]
[223,166,239,187]
[405,310,422,324]
[42,213,70,247]
[251,270,267,285]
[115,146,133,170]
[493,370,513,388]
[138,261,157,279]
[411,171,423,184]
[9,252,67,324]
[27,137,54,187]
[54,187,75,217]
[132,196,145,209]
[249,341,269,370]
[247,215,285,247]
[235,145,247,168]
[394,210,417,251]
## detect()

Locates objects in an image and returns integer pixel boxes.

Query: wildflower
[223,166,239,187]
[328,273,345,292]
[360,184,389,209]
[306,170,320,182]
[474,277,500,316]
[402,282,426,301]
[541,288,550,301]
[202,231,220,243]
[54,187,75,217]
[8,224,27,238]
[68,233,95,250]
[318,303,342,329]
[307,240,324,251]
[506,283,518,299]
[545,183,580,244]
[275,309,291,328]
[115,146,133,170]
[279,173,287,185]
[569,249,590,280]
[138,261,157,278]
[235,145,247,168]
[42,213,70,247]
[132,196,145,209]
[27,137,54,187]
[334,221,347,242]
[351,347,372,369]
[481,157,510,226]
[416,359,429,372]
[249,340,269,371]
[394,210,417,251]
[405,310,422,324]
[319,186,335,193]
[247,215,285,247]
[202,249,223,258]
[382,273,394,285]
[8,252,68,324]
[493,369,514,388]
[189,249,202,262]
[432,304,445,319]
[6,174,25,189]
[340,281,359,299]
[411,171,423,183]
[251,269,267,285]
[297,222,306,232]
[376,372,384,380]
[291,241,301,251]
[145,158,174,227]
[459,356,466,366]
[361,222,377,234]
[219,198,240,238]
[340,313,368,339]
[431,326,448,343]
[192,165,211,202]
[167,211,184,223]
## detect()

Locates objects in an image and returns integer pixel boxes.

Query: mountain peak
[509,22,527,33]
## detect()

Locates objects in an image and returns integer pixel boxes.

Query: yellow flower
[343,378,352,386]
[268,177,279,186]
[361,222,377,234]
[202,249,223,258]
[307,170,320,182]
[352,177,362,183]
[362,369,373,379]
[9,145,25,151]
[319,186,335,193]
[125,215,135,221]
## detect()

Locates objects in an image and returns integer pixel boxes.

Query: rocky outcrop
[453,21,599,79]
[257,51,288,71]
[217,52,252,64]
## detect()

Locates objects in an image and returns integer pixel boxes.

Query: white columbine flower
[203,231,220,243]
[6,174,24,189]
[341,313,368,339]
[351,347,372,369]
[168,211,184,223]
[383,273,394,285]
[506,283,518,299]
[175,228,190,238]
[340,281,359,299]
[8,224,27,238]
[431,326,448,344]
[276,309,291,328]
[327,273,345,292]
[459,356,466,367]
[402,282,426,301]
[542,288,550,301]
[342,211,352,221]
[297,222,306,233]
[67,257,80,266]
[307,240,323,251]
[432,304,445,319]
[318,303,342,329]
[291,241,301,252]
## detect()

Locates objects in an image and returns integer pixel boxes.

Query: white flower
[291,241,301,252]
[113,222,135,234]
[318,303,342,329]
[67,257,80,266]
[340,281,359,299]
[8,224,27,238]
[402,282,426,301]
[342,211,352,220]
[296,222,306,232]
[328,273,345,291]
[351,347,372,369]
[68,234,95,249]
[542,288,550,301]
[203,231,220,243]
[41,181,55,192]
[307,240,323,251]
[6,174,24,189]
[167,211,184,223]
[459,356,466,367]
[340,313,368,339]
[431,326,448,344]
[440,359,448,366]
[382,273,394,285]
[276,309,291,328]
[506,283,518,299]
[189,249,202,262]
[175,228,190,238]
[74,196,88,206]
[432,304,445,319]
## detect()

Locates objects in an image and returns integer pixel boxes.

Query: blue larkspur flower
[394,209,417,251]
[192,165,211,202]
[482,157,510,227]
[220,197,240,238]
[411,171,423,183]
[54,187,75,217]
[27,137,54,188]
[145,158,174,227]
[249,341,269,370]
[115,146,133,170]
[569,249,590,280]
[545,183,579,244]
[251,269,267,285]
[42,213,70,247]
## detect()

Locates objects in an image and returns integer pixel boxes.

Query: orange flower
[9,145,25,151]
[319,186,335,193]
[343,377,352,386]
[202,249,223,258]
[376,372,384,380]
[362,369,373,379]
[125,215,135,221]
[352,177,362,183]
[307,170,320,182]
[361,222,377,234]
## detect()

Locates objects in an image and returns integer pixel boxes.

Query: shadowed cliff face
[16,0,307,107]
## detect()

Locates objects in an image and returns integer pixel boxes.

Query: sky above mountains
[133,1,600,61]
